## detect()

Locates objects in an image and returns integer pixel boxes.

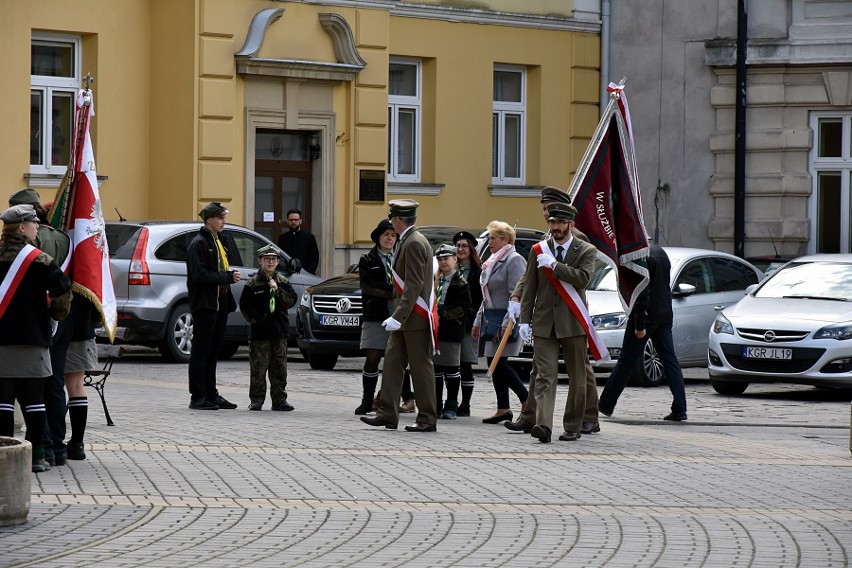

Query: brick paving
[2,349,850,567]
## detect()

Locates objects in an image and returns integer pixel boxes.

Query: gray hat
[198,202,229,221]
[9,188,41,206]
[1,204,40,225]
[540,186,572,205]
[257,244,281,259]
[434,243,457,258]
[388,199,419,219]
[546,202,577,221]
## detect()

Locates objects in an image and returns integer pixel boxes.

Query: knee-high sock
[445,369,461,405]
[24,403,47,460]
[459,362,474,407]
[0,402,14,437]
[434,368,444,408]
[67,396,88,444]
[361,369,379,399]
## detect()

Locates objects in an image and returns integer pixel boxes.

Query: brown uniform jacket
[391,226,433,331]
[519,236,597,338]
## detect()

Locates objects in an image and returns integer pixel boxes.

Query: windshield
[755,260,852,301]
[589,259,616,291]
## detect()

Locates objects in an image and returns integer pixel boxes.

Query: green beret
[540,186,572,205]
[199,202,229,221]
[388,199,419,219]
[9,188,41,206]
[1,204,40,224]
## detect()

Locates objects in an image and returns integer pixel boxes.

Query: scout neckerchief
[381,250,393,285]
[436,269,455,306]
[268,274,276,313]
[0,244,41,319]
[390,227,439,354]
[531,239,609,362]
[214,236,229,271]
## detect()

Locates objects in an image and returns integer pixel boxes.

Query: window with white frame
[492,65,526,184]
[30,33,81,174]
[809,113,852,253]
[388,58,421,182]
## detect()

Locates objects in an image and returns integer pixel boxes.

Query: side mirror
[289,257,302,273]
[673,282,696,298]
[745,283,758,295]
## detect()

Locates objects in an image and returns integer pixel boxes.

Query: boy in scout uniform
[239,244,298,411]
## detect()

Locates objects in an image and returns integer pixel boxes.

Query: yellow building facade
[3,0,600,276]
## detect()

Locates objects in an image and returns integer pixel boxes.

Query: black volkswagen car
[296,225,545,370]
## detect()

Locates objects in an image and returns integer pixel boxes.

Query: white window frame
[388,57,422,183]
[808,112,852,253]
[30,32,81,176]
[492,64,526,185]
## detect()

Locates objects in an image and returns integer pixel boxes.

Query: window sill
[488,185,544,197]
[24,173,108,190]
[388,182,445,196]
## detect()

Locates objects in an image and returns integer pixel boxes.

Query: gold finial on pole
[82,73,94,106]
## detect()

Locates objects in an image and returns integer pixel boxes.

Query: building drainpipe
[734,0,748,258]
[600,0,611,116]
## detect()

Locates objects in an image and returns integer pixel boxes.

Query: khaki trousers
[377,328,437,426]
[531,334,588,433]
[520,349,599,430]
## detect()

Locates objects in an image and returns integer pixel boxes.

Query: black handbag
[481,308,518,343]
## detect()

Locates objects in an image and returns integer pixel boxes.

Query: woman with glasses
[472,221,528,424]
[452,230,482,417]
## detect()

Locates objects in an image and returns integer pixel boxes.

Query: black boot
[458,385,474,417]
[355,371,379,415]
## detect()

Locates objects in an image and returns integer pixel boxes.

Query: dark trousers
[44,319,71,459]
[188,306,229,401]
[599,322,687,415]
[487,357,528,409]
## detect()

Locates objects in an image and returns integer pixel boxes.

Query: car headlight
[300,291,311,308]
[591,312,628,330]
[712,314,733,335]
[814,324,852,340]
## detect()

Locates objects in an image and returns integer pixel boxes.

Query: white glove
[382,317,402,331]
[537,253,557,269]
[507,300,521,322]
[519,323,532,342]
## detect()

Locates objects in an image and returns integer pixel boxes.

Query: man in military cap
[505,186,601,436]
[8,188,72,466]
[518,201,598,443]
[361,199,438,432]
[0,203,72,472]
[186,202,240,410]
[239,244,297,411]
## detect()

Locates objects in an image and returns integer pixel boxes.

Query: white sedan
[589,247,764,386]
[708,254,852,394]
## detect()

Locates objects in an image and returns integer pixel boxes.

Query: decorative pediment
[235,8,366,82]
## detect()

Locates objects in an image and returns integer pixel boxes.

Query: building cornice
[706,37,852,67]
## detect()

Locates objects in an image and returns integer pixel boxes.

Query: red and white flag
[569,80,650,316]
[49,88,117,341]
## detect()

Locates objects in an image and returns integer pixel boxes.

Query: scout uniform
[432,244,470,419]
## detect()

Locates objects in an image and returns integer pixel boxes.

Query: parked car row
[104,221,322,363]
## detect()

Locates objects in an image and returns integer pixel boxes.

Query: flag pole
[486,320,515,378]
[567,77,626,202]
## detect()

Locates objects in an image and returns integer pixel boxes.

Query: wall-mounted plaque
[359,170,385,202]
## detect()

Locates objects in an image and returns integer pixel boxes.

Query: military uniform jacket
[359,246,394,323]
[391,226,432,330]
[519,237,597,338]
[186,226,238,313]
[0,234,72,347]
[239,271,297,340]
[436,271,470,343]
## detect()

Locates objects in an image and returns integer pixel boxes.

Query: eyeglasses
[455,243,470,249]
[261,256,279,262]
[287,217,301,222]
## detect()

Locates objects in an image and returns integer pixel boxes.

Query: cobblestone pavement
[2,348,851,567]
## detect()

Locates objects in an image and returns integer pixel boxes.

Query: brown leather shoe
[530,424,551,443]
[399,399,416,413]
[580,421,600,434]
[504,418,534,433]
[404,422,436,432]
[558,431,582,442]
[360,416,398,429]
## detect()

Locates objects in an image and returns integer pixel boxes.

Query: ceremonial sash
[391,268,440,355]
[0,244,41,319]
[532,241,609,362]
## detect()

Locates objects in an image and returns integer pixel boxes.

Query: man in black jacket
[186,202,240,410]
[598,245,688,421]
[277,208,319,275]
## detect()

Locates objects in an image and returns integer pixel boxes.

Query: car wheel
[158,304,192,363]
[217,343,240,360]
[629,339,666,387]
[711,380,749,395]
[308,352,338,370]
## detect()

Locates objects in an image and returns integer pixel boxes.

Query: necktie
[383,254,393,284]
[459,263,468,278]
[556,245,565,264]
[269,286,276,313]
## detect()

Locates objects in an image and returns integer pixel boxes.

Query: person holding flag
[518,202,599,443]
[361,199,438,432]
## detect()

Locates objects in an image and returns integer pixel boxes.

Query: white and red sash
[0,244,41,319]
[391,268,440,355]
[532,241,609,362]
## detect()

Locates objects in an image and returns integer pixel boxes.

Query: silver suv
[105,221,323,362]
